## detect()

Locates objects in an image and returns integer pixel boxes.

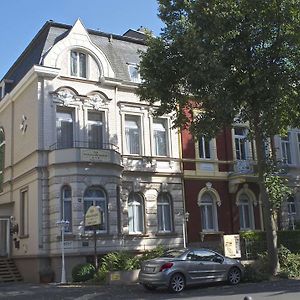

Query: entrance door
[0,218,10,256]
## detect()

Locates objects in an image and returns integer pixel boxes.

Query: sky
[0,0,164,79]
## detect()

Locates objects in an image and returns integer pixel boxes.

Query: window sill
[125,233,149,238]
[155,232,178,237]
[19,234,29,239]
[199,231,224,235]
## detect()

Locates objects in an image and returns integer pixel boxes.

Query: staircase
[0,258,22,282]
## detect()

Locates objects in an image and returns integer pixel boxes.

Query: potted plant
[39,267,54,283]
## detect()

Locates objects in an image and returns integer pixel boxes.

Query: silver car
[138,248,244,293]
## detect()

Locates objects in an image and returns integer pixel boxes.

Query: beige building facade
[0,20,185,282]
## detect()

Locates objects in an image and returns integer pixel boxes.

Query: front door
[0,218,10,257]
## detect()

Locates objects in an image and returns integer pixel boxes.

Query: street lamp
[182,212,190,248]
[56,220,69,284]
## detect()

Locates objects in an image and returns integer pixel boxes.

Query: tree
[138,0,300,275]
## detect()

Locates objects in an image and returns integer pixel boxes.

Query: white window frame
[238,193,255,230]
[128,192,145,234]
[61,186,72,233]
[125,115,142,155]
[70,50,88,78]
[198,136,212,159]
[281,132,292,164]
[20,188,29,237]
[128,63,141,83]
[153,118,169,157]
[234,127,249,160]
[83,187,107,233]
[56,107,74,149]
[199,192,219,232]
[87,111,104,149]
[157,193,173,232]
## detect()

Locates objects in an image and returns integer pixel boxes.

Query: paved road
[0,279,300,299]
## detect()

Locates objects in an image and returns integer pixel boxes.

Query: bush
[95,246,166,282]
[278,245,300,278]
[243,252,271,282]
[72,263,96,282]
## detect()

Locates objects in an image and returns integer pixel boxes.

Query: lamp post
[182,212,190,248]
[56,220,69,284]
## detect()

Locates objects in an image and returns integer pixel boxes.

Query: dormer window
[70,50,87,78]
[128,64,141,83]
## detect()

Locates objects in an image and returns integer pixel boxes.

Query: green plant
[72,263,95,282]
[139,246,165,262]
[278,245,300,278]
[243,252,271,282]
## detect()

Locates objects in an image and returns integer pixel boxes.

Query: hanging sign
[85,206,102,227]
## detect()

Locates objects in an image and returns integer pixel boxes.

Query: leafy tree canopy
[138,0,300,139]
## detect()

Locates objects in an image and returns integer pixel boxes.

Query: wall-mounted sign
[81,149,110,162]
[85,206,102,227]
[223,234,241,258]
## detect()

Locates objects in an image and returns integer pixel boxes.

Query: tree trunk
[254,126,279,275]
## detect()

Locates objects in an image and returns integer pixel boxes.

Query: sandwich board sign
[223,234,241,258]
[85,206,102,227]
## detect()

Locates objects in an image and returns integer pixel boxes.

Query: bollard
[244,297,253,300]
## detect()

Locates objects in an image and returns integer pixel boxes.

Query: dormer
[42,19,115,81]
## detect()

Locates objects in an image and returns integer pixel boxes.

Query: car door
[196,249,228,282]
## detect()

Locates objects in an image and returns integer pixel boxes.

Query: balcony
[48,141,121,166]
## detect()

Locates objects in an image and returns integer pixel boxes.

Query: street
[0,279,300,300]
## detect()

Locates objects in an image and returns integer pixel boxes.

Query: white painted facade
[0,20,184,282]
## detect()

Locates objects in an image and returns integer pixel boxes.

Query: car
[138,248,244,293]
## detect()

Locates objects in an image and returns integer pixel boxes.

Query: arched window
[199,192,218,232]
[238,193,254,230]
[0,128,5,192]
[128,192,144,234]
[157,193,173,232]
[61,186,72,232]
[84,187,107,232]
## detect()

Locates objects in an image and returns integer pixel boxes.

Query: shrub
[72,263,96,282]
[278,245,300,278]
[243,252,271,282]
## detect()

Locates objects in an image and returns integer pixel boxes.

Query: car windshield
[160,249,186,258]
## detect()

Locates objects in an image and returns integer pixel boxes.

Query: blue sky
[0,0,163,79]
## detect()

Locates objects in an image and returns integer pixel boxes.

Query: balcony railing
[49,141,119,152]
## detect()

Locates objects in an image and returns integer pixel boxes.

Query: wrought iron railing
[49,141,119,152]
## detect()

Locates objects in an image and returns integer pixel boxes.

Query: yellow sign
[223,234,241,258]
[85,206,102,226]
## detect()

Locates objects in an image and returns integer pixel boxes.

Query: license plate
[144,266,155,272]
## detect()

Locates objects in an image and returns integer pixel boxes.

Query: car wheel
[228,267,241,285]
[142,284,157,291]
[168,273,185,293]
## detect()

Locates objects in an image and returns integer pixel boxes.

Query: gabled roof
[1,20,148,93]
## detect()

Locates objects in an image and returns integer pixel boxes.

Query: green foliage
[95,246,166,282]
[264,160,292,211]
[243,253,271,282]
[278,245,300,278]
[72,263,96,282]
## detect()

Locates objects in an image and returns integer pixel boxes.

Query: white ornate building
[0,20,185,282]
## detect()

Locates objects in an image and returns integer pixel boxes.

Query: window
[153,119,168,156]
[234,127,249,160]
[157,193,172,232]
[239,194,254,230]
[20,189,29,236]
[187,250,223,263]
[84,187,107,232]
[0,128,4,192]
[198,136,211,159]
[200,192,218,231]
[61,186,72,232]
[128,192,144,233]
[281,133,292,164]
[125,116,141,155]
[287,195,296,230]
[70,50,87,78]
[128,64,141,83]
[88,111,103,149]
[297,133,300,159]
[56,108,74,149]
